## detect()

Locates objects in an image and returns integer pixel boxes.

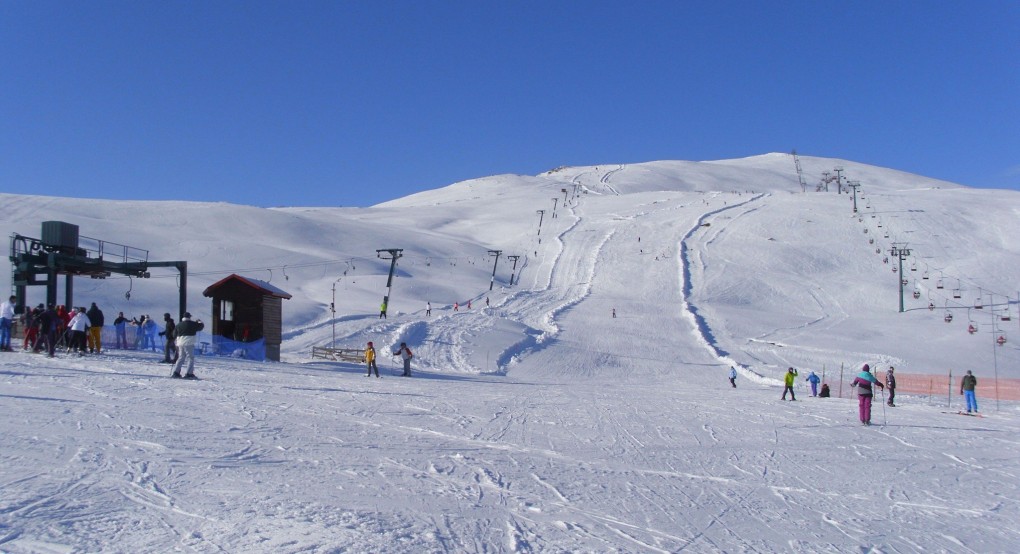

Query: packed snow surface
[2,154,1019,552]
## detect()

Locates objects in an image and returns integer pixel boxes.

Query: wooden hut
[202,274,292,361]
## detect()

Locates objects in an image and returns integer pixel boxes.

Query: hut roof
[202,274,293,299]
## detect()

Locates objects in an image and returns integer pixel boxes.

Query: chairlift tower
[834,167,845,194]
[792,150,807,192]
[487,250,503,291]
[847,181,861,213]
[376,248,403,313]
[506,255,521,286]
[890,244,911,312]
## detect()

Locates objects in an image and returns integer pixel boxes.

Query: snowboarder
[960,370,978,413]
[819,383,831,398]
[426,301,431,317]
[806,371,821,397]
[171,312,204,379]
[393,342,413,377]
[885,366,897,406]
[781,367,798,401]
[728,366,737,388]
[379,300,387,319]
[365,341,379,377]
[851,364,884,425]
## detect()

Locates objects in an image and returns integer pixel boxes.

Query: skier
[379,300,387,319]
[851,364,884,425]
[885,366,897,406]
[113,312,129,349]
[21,305,40,351]
[392,342,413,377]
[806,371,821,397]
[171,312,204,379]
[781,367,798,401]
[67,307,91,355]
[34,304,59,357]
[159,313,177,364]
[365,341,379,377]
[612,308,616,318]
[143,316,159,351]
[454,302,459,312]
[86,302,104,353]
[728,366,737,388]
[426,302,431,317]
[960,370,978,413]
[0,295,16,351]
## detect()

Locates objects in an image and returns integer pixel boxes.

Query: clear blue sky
[2,1,1017,207]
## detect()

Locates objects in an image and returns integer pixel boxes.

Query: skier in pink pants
[851,364,884,425]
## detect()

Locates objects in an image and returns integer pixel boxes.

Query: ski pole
[880,387,887,426]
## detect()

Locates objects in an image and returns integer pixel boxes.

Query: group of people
[364,341,414,377]
[0,297,205,377]
[2,298,108,357]
[728,362,982,426]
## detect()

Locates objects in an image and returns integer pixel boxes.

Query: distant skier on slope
[960,370,978,413]
[365,341,379,378]
[806,371,820,397]
[781,367,798,401]
[885,366,897,407]
[393,342,413,377]
[851,364,884,425]
[728,366,737,388]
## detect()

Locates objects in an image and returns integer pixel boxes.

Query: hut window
[221,299,234,321]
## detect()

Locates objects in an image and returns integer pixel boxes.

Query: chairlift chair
[953,289,962,299]
[936,279,944,289]
[913,290,921,299]
[998,335,1007,346]
[968,323,978,335]
[928,302,935,311]
[944,312,953,323]
[974,298,983,309]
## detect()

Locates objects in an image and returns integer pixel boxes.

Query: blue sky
[2,1,1017,207]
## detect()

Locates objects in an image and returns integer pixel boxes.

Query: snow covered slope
[2,153,1019,552]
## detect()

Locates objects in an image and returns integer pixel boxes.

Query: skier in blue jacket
[806,371,821,397]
